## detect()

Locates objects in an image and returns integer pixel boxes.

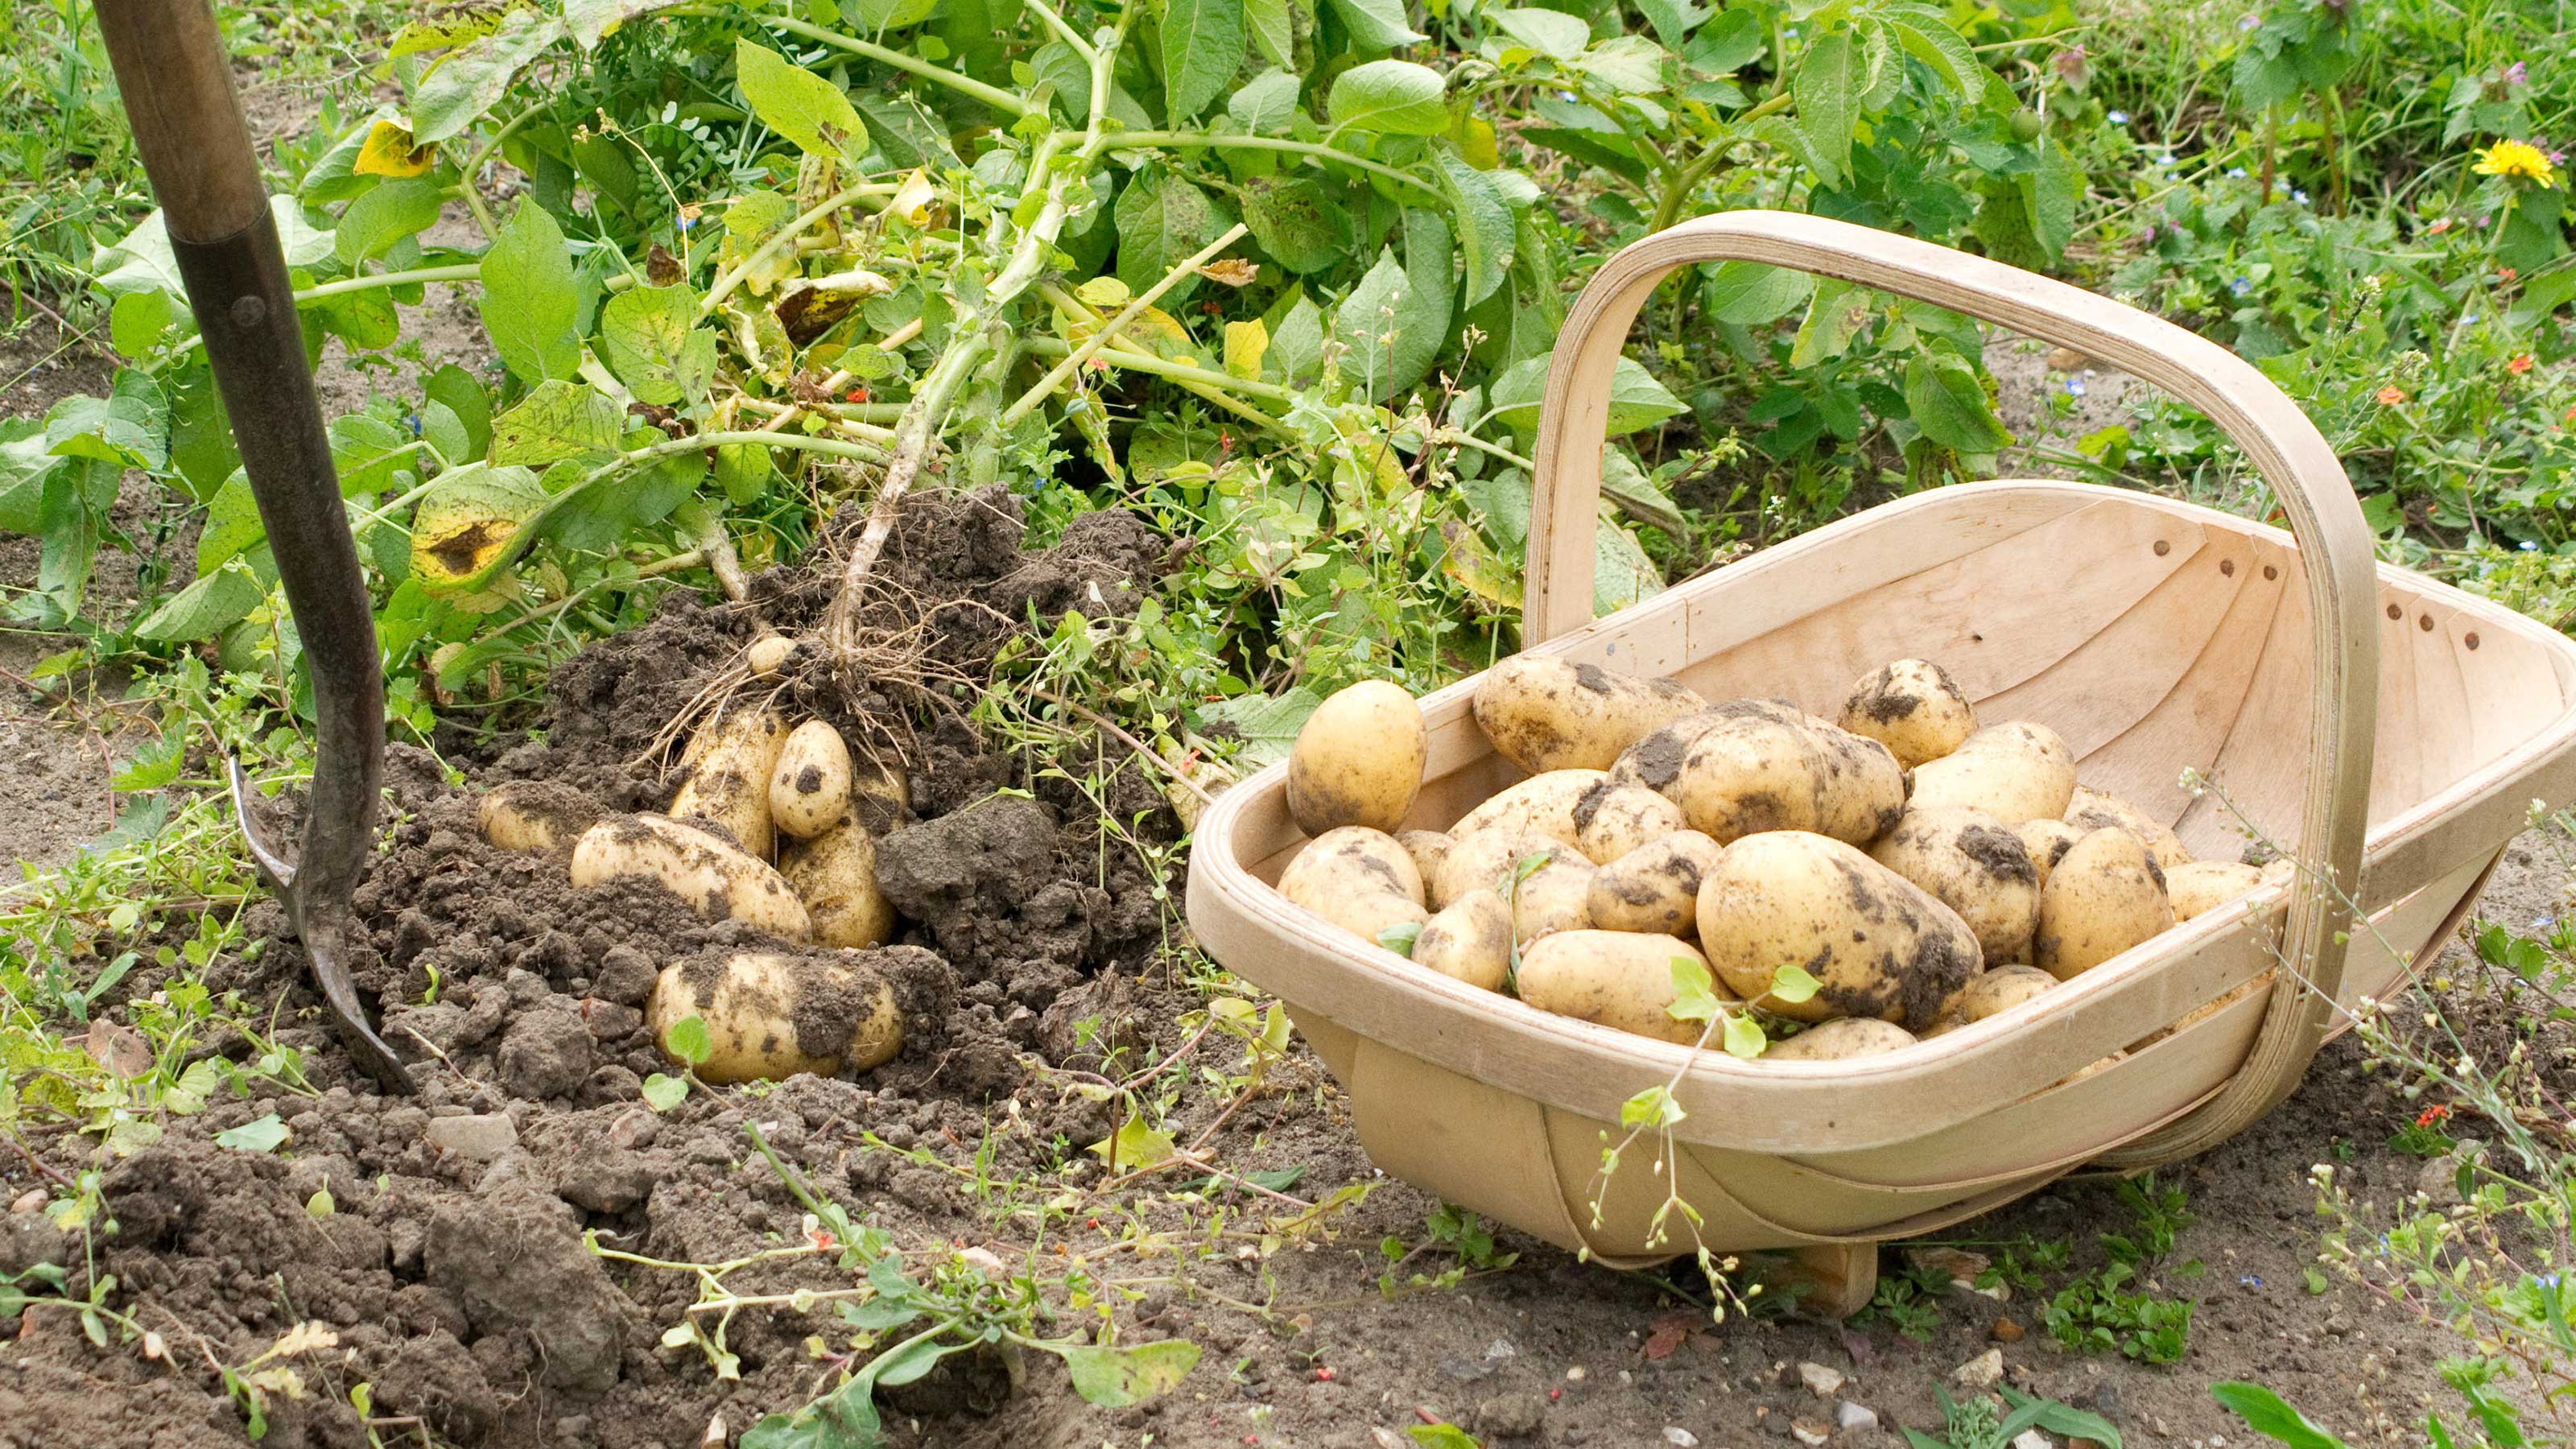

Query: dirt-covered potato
[1278,826,1429,945]
[780,814,898,949]
[745,633,798,679]
[1695,831,1981,1023]
[671,706,791,860]
[1906,721,2076,825]
[1431,829,1573,909]
[1587,831,1725,936]
[1516,931,1719,1044]
[477,780,601,852]
[1572,782,1689,864]
[2034,828,2175,980]
[648,948,900,1084]
[1868,807,2041,964]
[1668,711,1904,847]
[2013,819,2085,888]
[1472,655,1707,774]
[2063,786,2191,869]
[2165,861,2264,920]
[1839,659,1977,770]
[769,720,853,841]
[848,754,912,836]
[1449,769,1612,849]
[1926,964,2058,1035]
[1510,852,1596,945]
[572,813,811,939]
[1287,680,1426,836]
[1411,892,1513,992]
[1761,1018,1916,1061]
[1397,830,1457,890]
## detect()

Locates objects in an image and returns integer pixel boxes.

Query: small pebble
[1992,1318,2025,1343]
[1664,1430,1699,1447]
[1790,1419,1831,1447]
[1567,1366,1587,1381]
[423,1113,518,1162]
[1798,1362,1846,1397]
[1953,1348,2005,1390]
[8,1189,45,1215]
[2012,1432,2051,1449]
[1836,1402,1878,1433]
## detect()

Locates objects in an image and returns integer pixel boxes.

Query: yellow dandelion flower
[2473,139,2560,188]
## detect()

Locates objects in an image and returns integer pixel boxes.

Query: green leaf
[1331,243,1441,399]
[1327,60,1451,137]
[540,448,703,552]
[1573,36,1668,94]
[1241,176,1354,275]
[1705,261,1814,324]
[1324,0,1428,48]
[600,285,716,407]
[1620,1086,1683,1129]
[1488,353,1685,438]
[2211,1383,2344,1449]
[112,732,184,791]
[1684,8,1763,72]
[1794,30,1860,185]
[1668,956,1722,1024]
[1790,277,1867,366]
[408,461,547,593]
[133,565,263,643]
[739,1373,882,1449]
[1160,0,1244,124]
[1377,921,1424,956]
[2020,139,2081,262]
[1409,1425,1484,1448]
[1228,70,1302,133]
[90,210,184,299]
[196,474,263,574]
[1889,14,1985,105]
[492,382,625,466]
[1114,168,1228,306]
[666,1014,714,1065]
[47,370,167,470]
[1592,516,1662,614]
[481,201,580,382]
[1195,687,1323,770]
[1439,155,1515,307]
[1491,8,1588,60]
[1088,1117,1177,1170]
[639,1073,688,1113]
[1904,350,2012,453]
[334,178,444,268]
[1058,1340,1201,1409]
[425,365,493,460]
[850,0,939,25]
[1723,1013,1766,1058]
[215,1113,290,1154]
[1769,963,1823,1005]
[109,290,172,357]
[1245,0,1294,68]
[407,7,568,143]
[735,39,867,162]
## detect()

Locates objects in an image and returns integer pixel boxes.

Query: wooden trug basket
[1183,213,2576,1313]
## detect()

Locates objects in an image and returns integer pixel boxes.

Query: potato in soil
[1517,930,1719,1044]
[1472,654,1707,773]
[1839,658,1977,770]
[648,947,902,1084]
[1869,807,2041,964]
[477,780,601,852]
[1587,831,1724,937]
[572,813,811,939]
[1761,1018,1916,1061]
[770,720,854,840]
[2034,828,2174,980]
[1695,830,1980,1024]
[1287,680,1426,836]
[781,812,898,949]
[1278,825,1429,945]
[671,705,791,859]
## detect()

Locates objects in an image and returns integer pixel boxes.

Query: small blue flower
[2293,188,2311,206]
[404,414,423,438]
[2230,277,2252,296]
[2065,377,2087,398]
[2227,167,2248,179]
[2462,313,2479,325]
[2523,539,2544,551]
[2107,109,2129,126]
[2537,914,2558,927]
[678,215,696,231]
[2239,1274,2263,1287]
[2240,13,2260,29]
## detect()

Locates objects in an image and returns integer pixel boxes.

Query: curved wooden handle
[1527,212,2380,1163]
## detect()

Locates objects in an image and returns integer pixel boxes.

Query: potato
[1761,1018,1916,1061]
[1587,831,1725,936]
[1516,931,1720,1044]
[2014,819,2085,888]
[1397,830,1457,890]
[1927,964,2058,1034]
[572,813,811,939]
[671,706,791,859]
[1695,831,1981,1023]
[770,720,854,841]
[1287,680,1426,836]
[1472,655,1707,773]
[1411,893,1513,992]
[2034,828,2174,980]
[1839,659,1978,770]
[477,781,601,852]
[1278,826,1429,945]
[1510,852,1596,945]
[1432,829,1574,909]
[745,633,798,679]
[1667,711,1904,847]
[1572,782,1689,865]
[848,753,913,836]
[780,814,898,949]
[1449,769,1611,849]
[2063,786,2191,869]
[2165,861,2264,921]
[648,948,901,1084]
[1906,721,2076,824]
[1868,807,2041,964]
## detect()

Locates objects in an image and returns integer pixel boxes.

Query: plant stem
[295,264,484,304]
[700,182,889,317]
[1110,132,1444,199]
[671,7,1031,119]
[1002,223,1252,423]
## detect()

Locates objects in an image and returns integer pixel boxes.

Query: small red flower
[1218,431,1233,456]
[1313,1367,1335,1382]
[846,387,870,403]
[2500,266,2519,281]
[2417,1104,2453,1128]
[2508,353,2535,375]
[808,1228,838,1251]
[1086,357,1110,373]
[2429,217,2454,234]
[2376,386,2407,406]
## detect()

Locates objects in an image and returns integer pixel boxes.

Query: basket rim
[1184,480,2576,1154]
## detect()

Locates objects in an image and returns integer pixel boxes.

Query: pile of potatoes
[1276,654,2284,1064]
[476,634,923,1083]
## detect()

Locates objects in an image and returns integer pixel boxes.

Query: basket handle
[1526,211,2380,1165]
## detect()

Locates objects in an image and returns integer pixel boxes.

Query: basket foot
[1785,1242,1879,1319]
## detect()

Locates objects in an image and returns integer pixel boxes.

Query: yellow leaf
[1197,258,1259,286]
[1075,277,1131,308]
[1439,520,1524,610]
[1223,320,1269,380]
[889,167,937,229]
[1452,114,1501,171]
[353,121,436,178]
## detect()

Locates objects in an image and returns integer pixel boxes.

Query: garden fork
[95,0,412,1092]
